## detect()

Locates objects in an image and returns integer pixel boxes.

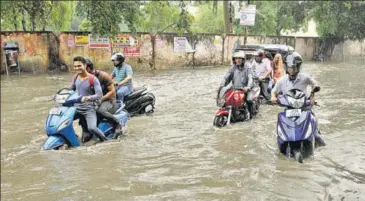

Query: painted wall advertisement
[88,35,110,48]
[75,35,89,46]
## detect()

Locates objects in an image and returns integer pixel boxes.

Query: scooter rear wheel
[213,115,228,127]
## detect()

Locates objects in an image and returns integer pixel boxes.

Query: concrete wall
[1,31,364,74]
[1,32,55,73]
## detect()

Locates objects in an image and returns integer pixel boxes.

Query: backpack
[72,74,95,92]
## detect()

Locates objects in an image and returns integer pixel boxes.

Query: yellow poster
[75,35,89,46]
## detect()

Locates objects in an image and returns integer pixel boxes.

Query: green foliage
[232,1,307,36]
[78,18,92,32]
[0,1,75,32]
[136,1,194,35]
[76,1,141,36]
[275,1,308,35]
[191,2,224,34]
[309,1,365,41]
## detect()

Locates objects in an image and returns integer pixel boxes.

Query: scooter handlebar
[62,96,83,107]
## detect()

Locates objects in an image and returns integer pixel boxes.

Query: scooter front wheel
[213,115,228,127]
[294,151,303,163]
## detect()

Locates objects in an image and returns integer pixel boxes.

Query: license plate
[49,107,61,115]
[285,109,301,118]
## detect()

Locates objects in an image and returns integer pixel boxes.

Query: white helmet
[232,51,246,66]
[232,51,246,59]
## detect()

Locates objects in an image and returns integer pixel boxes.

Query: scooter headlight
[303,123,312,139]
[57,119,71,132]
[277,125,287,141]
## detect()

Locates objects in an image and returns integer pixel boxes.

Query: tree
[76,1,141,36]
[308,1,365,59]
[1,1,75,32]
[135,1,194,69]
[191,2,224,34]
[275,1,308,36]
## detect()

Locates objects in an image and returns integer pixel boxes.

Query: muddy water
[1,60,365,201]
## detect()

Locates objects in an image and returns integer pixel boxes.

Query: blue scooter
[43,88,129,150]
[276,87,325,163]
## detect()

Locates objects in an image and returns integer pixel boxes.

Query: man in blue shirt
[110,52,133,103]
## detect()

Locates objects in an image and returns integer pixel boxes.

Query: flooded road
[1,60,365,201]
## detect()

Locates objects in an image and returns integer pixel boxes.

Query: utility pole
[244,0,251,45]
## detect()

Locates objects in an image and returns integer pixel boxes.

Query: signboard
[124,47,140,57]
[89,35,110,48]
[240,5,256,26]
[174,37,187,52]
[75,35,89,46]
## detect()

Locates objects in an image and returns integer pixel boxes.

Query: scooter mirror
[312,86,321,93]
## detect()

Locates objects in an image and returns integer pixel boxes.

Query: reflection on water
[1,61,365,201]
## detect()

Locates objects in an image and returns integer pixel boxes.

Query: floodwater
[1,60,365,201]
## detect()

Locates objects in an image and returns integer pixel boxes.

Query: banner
[89,35,110,48]
[75,35,89,46]
[174,37,187,52]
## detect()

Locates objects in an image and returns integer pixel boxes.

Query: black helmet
[85,59,94,70]
[256,49,265,57]
[284,52,303,70]
[111,52,125,63]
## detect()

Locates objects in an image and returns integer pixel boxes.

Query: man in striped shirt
[110,52,133,103]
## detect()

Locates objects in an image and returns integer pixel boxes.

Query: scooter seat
[124,87,147,101]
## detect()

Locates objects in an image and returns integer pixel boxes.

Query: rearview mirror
[313,86,321,93]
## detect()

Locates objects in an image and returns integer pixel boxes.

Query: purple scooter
[276,86,325,163]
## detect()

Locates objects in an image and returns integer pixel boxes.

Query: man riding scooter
[85,59,124,140]
[271,52,325,146]
[253,50,272,102]
[219,51,255,119]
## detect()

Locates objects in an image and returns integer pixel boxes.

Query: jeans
[75,108,107,142]
[259,79,270,101]
[116,85,133,103]
[96,100,120,127]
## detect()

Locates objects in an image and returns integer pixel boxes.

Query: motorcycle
[213,84,261,127]
[43,88,129,150]
[275,86,325,163]
[119,86,156,117]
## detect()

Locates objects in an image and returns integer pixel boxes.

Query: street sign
[240,5,256,26]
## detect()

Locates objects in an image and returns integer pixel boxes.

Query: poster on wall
[124,47,140,57]
[112,34,132,47]
[67,37,75,48]
[89,35,110,48]
[156,39,165,48]
[174,37,187,52]
[75,35,89,46]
